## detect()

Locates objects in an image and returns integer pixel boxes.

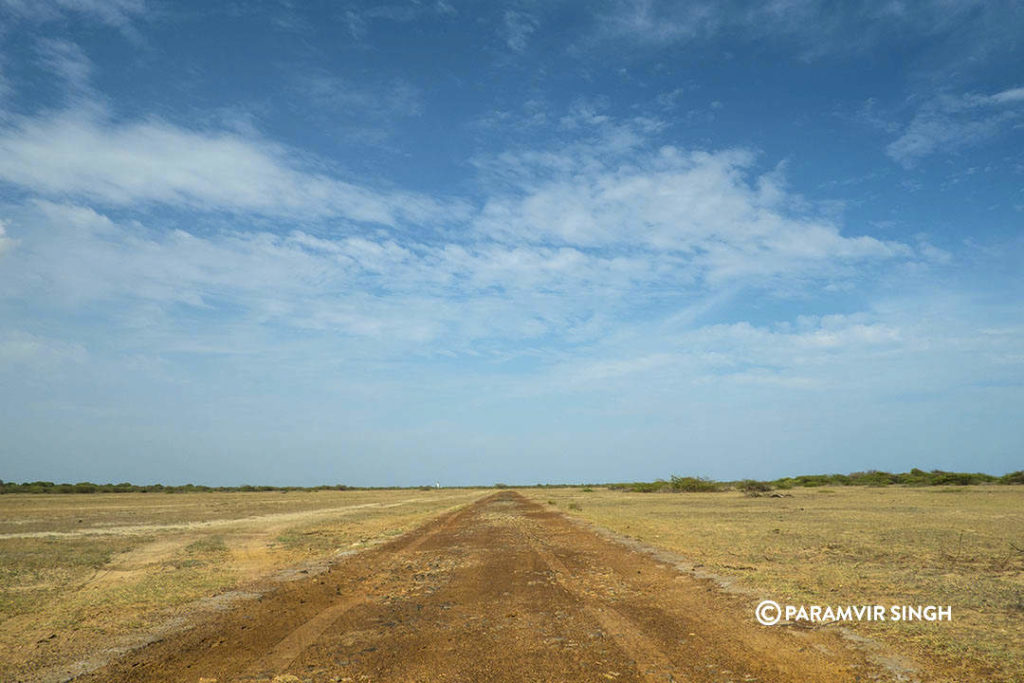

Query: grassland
[0,488,486,681]
[529,486,1024,682]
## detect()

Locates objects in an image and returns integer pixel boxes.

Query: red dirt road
[80,492,894,682]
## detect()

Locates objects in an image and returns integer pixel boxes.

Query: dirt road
[79,492,894,682]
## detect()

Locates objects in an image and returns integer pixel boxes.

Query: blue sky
[0,1,1021,486]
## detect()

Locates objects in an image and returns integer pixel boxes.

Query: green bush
[737,479,773,492]
[849,470,898,486]
[669,475,722,492]
[999,471,1024,485]
[929,471,997,486]
[629,481,668,493]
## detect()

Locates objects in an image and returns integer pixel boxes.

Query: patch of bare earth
[78,492,898,682]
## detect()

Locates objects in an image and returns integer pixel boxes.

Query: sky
[0,0,1021,487]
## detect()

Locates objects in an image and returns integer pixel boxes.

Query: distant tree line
[0,481,356,494]
[607,469,1024,493]
[2,469,1022,494]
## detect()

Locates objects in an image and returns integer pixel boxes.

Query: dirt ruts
[76,492,894,682]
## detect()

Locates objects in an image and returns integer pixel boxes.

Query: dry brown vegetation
[530,485,1024,682]
[0,489,486,681]
[3,485,1021,681]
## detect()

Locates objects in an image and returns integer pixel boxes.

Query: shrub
[999,471,1024,485]
[630,481,668,493]
[669,476,722,492]
[737,480,773,493]
[929,471,997,486]
[786,474,850,487]
[849,470,898,487]
[898,468,934,486]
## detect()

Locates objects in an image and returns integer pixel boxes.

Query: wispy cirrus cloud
[4,199,1009,398]
[988,87,1024,104]
[501,9,539,52]
[0,199,666,349]
[886,87,1023,167]
[0,219,14,255]
[288,69,423,144]
[296,70,422,118]
[475,122,912,287]
[591,0,1010,58]
[547,314,906,392]
[0,0,149,36]
[525,290,1024,407]
[0,107,464,225]
[339,1,457,41]
[0,100,921,303]
[0,104,933,360]
[35,38,93,94]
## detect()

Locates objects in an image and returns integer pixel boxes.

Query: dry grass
[0,488,486,681]
[530,486,1024,682]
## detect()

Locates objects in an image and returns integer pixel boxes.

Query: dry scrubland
[529,486,1024,682]
[2,485,1021,682]
[0,488,486,681]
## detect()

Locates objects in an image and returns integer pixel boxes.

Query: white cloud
[0,0,147,34]
[525,298,1021,408]
[476,142,909,284]
[0,108,460,225]
[35,38,92,93]
[0,219,14,255]
[290,70,423,143]
[988,86,1024,104]
[0,147,922,360]
[886,89,1022,166]
[339,1,458,40]
[0,105,947,365]
[298,71,422,118]
[0,201,663,349]
[593,0,1010,59]
[598,0,718,46]
[0,103,942,369]
[502,9,538,52]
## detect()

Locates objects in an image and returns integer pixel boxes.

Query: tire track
[243,496,486,677]
[515,510,681,681]
[244,594,371,676]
